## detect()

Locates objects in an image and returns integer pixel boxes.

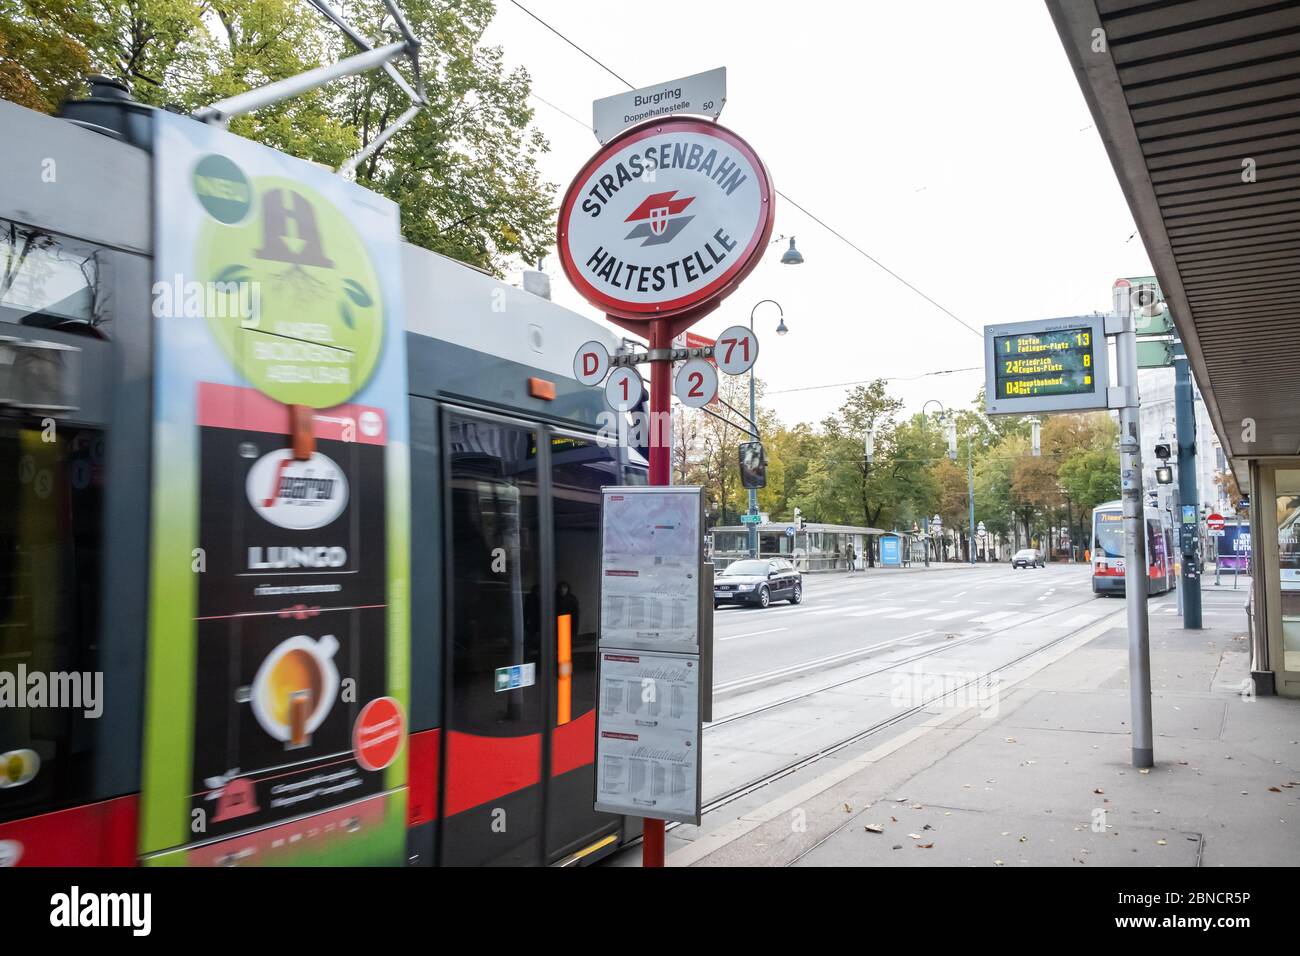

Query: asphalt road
[702,562,1134,803]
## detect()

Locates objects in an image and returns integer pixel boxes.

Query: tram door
[439,412,621,866]
[544,432,623,863]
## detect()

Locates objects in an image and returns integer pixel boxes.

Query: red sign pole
[641,316,675,867]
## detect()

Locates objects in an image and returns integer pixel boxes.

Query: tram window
[445,416,542,737]
[0,221,111,337]
[0,421,105,823]
[550,436,621,724]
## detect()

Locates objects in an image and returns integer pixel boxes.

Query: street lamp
[746,299,786,558]
[779,236,804,265]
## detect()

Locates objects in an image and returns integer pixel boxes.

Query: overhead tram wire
[768,365,983,395]
[506,0,982,340]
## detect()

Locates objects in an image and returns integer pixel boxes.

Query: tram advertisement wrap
[143,112,410,865]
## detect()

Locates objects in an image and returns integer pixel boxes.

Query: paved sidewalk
[678,591,1300,867]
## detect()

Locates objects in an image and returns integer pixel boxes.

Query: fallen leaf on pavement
[864,824,884,834]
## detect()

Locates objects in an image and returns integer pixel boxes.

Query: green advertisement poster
[142,113,410,865]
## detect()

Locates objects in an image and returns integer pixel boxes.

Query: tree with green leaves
[0,0,554,274]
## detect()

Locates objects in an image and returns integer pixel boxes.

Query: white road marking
[845,606,904,617]
[926,608,977,621]
[719,627,788,642]
[884,608,934,619]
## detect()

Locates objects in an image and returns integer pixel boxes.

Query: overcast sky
[482,0,1155,427]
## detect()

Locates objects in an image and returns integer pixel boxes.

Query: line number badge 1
[605,366,644,411]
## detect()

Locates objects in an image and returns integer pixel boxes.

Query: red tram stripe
[0,794,138,866]
[551,709,595,778]
[443,730,542,816]
[406,727,440,827]
[440,709,598,817]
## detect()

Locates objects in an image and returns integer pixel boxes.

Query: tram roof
[402,242,622,384]
[1047,0,1300,481]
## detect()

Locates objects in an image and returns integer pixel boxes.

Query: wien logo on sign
[558,118,774,320]
[245,449,349,531]
[625,190,694,245]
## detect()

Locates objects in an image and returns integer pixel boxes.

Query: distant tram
[1091,501,1176,596]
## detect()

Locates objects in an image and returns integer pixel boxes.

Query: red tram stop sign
[557,113,775,872]
[557,116,775,333]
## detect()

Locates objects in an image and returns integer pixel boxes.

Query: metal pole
[746,311,759,559]
[338,102,422,177]
[967,437,975,565]
[194,40,410,125]
[642,316,673,868]
[1174,354,1202,628]
[922,515,930,567]
[1115,315,1154,769]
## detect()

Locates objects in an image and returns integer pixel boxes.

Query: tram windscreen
[1094,511,1124,559]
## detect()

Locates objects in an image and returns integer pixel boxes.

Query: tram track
[612,594,1129,858]
[707,593,1104,731]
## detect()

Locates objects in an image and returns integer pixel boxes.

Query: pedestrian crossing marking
[926,608,976,621]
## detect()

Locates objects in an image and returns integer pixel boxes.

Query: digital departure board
[993,327,1095,398]
[984,316,1109,415]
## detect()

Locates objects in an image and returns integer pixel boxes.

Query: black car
[714,558,803,609]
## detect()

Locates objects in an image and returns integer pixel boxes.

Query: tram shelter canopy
[1047,0,1300,476]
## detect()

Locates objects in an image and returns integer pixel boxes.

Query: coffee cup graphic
[250,634,339,749]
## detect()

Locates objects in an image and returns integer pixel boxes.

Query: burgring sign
[984,316,1109,416]
[557,117,775,321]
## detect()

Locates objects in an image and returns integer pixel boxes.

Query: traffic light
[1154,442,1171,460]
[1155,465,1173,484]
